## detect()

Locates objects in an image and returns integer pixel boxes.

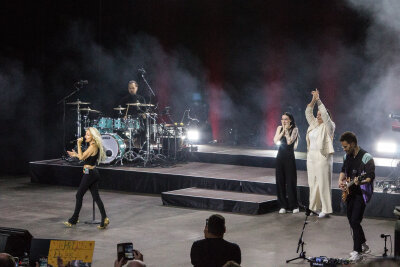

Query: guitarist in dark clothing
[338,132,375,263]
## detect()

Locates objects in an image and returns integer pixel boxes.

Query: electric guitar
[341,173,368,202]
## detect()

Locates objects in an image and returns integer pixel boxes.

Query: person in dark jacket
[190,214,241,267]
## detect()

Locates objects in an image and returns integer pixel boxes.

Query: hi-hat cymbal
[114,107,127,111]
[79,107,100,113]
[67,100,90,105]
[126,103,154,107]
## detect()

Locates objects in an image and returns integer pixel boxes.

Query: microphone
[381,234,390,238]
[77,80,88,85]
[69,138,84,143]
[138,68,146,74]
[389,113,400,120]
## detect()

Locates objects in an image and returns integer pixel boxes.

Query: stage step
[161,187,278,215]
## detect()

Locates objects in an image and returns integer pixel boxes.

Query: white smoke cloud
[346,0,400,144]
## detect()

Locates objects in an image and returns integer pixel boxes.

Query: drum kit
[66,99,188,166]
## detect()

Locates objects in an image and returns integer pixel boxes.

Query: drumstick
[125,104,129,117]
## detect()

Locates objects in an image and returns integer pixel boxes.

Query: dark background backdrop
[1,0,399,175]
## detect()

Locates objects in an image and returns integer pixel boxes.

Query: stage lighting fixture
[276,141,282,146]
[376,141,397,154]
[187,129,200,142]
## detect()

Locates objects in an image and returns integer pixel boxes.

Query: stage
[0,176,395,266]
[29,144,400,218]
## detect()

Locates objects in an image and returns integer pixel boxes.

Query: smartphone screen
[39,257,47,267]
[118,243,134,261]
[124,243,134,260]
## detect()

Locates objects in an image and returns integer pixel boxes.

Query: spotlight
[376,141,397,154]
[276,141,281,146]
[187,129,200,142]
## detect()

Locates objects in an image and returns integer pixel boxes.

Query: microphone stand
[84,200,101,225]
[57,82,85,154]
[381,234,389,257]
[140,71,155,99]
[286,205,316,263]
[139,70,156,166]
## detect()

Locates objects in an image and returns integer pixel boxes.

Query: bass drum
[101,133,126,164]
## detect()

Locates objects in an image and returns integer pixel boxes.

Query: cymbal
[114,107,126,111]
[165,123,184,127]
[139,112,157,116]
[67,100,90,105]
[126,103,154,107]
[79,107,100,113]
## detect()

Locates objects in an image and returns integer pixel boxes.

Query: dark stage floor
[0,176,396,267]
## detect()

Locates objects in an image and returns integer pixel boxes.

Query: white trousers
[307,150,333,214]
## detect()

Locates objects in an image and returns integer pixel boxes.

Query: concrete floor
[0,176,395,267]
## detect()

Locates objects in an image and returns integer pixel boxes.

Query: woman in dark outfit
[65,127,110,229]
[273,112,300,214]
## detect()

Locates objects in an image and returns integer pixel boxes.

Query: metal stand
[84,199,100,225]
[142,112,154,166]
[124,128,144,162]
[286,207,314,263]
[382,235,389,257]
[57,82,86,153]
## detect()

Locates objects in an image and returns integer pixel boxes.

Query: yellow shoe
[63,219,79,227]
[97,217,110,229]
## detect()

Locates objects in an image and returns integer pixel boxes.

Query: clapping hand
[311,88,320,101]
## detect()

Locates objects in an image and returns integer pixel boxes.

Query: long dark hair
[282,112,296,131]
[280,112,299,146]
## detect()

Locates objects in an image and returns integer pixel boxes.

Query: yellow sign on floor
[48,240,95,266]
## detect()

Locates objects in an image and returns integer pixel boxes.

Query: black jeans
[347,193,366,252]
[70,168,107,222]
[275,151,298,210]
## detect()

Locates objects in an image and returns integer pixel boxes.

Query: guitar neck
[346,174,367,189]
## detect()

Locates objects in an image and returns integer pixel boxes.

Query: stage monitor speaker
[0,227,33,258]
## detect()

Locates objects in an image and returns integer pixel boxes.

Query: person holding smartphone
[273,112,300,214]
[64,127,110,229]
[114,249,145,267]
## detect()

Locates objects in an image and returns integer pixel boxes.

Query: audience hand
[114,257,128,267]
[133,250,144,261]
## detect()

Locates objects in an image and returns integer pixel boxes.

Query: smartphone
[117,242,134,261]
[39,257,47,267]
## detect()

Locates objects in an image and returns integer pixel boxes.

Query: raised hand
[311,88,320,101]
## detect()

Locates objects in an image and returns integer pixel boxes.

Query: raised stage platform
[29,144,400,218]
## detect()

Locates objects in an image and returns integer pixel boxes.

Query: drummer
[118,80,146,117]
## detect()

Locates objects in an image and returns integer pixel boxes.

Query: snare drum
[100,133,126,164]
[97,117,114,133]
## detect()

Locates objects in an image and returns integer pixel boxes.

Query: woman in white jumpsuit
[305,89,335,218]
